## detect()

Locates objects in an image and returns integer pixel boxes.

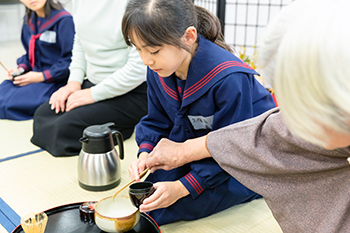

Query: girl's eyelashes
[150,50,159,55]
[134,44,160,54]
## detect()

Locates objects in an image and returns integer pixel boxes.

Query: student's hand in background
[12,71,44,86]
[129,152,148,181]
[65,88,95,112]
[139,181,190,212]
[50,81,81,113]
[7,68,16,78]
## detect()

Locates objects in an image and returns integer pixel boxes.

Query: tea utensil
[0,61,9,72]
[21,212,48,233]
[112,167,150,201]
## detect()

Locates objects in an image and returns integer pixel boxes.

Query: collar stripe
[183,62,232,99]
[39,11,70,32]
[183,61,252,99]
[29,19,35,32]
[158,75,179,101]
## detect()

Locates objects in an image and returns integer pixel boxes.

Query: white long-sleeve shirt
[69,0,146,102]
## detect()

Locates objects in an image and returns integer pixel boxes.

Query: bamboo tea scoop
[112,167,150,201]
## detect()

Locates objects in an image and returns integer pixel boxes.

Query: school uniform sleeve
[180,73,276,199]
[136,71,173,154]
[41,17,75,83]
[17,24,31,72]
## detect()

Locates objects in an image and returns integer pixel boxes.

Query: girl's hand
[128,152,148,181]
[8,68,24,79]
[139,181,189,212]
[49,81,81,113]
[8,68,16,78]
[12,71,44,86]
[65,88,95,112]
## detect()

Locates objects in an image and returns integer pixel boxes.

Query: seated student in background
[145,0,350,232]
[122,0,276,225]
[0,0,74,120]
[30,0,148,157]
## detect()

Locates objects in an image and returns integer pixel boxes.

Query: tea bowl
[129,181,155,208]
[95,196,140,233]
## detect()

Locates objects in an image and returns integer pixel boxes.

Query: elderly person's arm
[146,135,212,172]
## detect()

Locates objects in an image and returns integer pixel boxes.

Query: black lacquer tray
[12,202,160,233]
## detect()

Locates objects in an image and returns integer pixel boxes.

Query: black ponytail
[194,5,233,52]
[122,0,232,53]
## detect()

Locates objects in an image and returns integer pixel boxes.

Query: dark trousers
[31,80,148,156]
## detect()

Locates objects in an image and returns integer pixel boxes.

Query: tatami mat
[0,131,140,215]
[0,119,40,160]
[0,225,6,233]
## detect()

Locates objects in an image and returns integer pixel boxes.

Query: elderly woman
[144,0,350,232]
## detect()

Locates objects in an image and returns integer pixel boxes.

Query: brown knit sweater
[207,108,350,233]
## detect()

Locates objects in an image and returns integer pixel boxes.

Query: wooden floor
[0,40,283,233]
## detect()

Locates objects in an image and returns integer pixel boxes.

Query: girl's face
[130,29,196,80]
[20,0,47,17]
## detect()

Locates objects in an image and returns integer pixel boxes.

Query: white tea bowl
[95,196,140,233]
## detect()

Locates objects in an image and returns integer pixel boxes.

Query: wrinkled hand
[12,71,44,86]
[139,181,189,213]
[49,81,81,113]
[129,152,148,181]
[65,88,95,112]
[146,138,187,173]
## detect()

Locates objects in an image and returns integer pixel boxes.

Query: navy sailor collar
[154,34,259,108]
[27,9,71,34]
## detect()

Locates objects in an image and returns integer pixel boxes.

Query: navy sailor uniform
[0,9,74,120]
[136,35,276,225]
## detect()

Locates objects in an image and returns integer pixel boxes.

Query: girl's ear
[182,26,197,46]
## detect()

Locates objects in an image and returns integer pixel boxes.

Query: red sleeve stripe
[18,64,28,70]
[187,173,203,192]
[184,173,203,195]
[139,143,154,151]
[43,70,52,82]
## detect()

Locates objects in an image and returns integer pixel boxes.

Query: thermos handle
[112,130,124,160]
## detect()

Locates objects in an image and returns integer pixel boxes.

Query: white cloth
[69,0,146,101]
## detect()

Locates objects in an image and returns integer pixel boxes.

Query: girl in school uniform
[0,0,74,120]
[122,0,276,225]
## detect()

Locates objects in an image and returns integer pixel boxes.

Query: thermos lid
[83,123,114,139]
[81,123,115,154]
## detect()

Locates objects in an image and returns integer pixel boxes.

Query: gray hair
[261,0,350,146]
